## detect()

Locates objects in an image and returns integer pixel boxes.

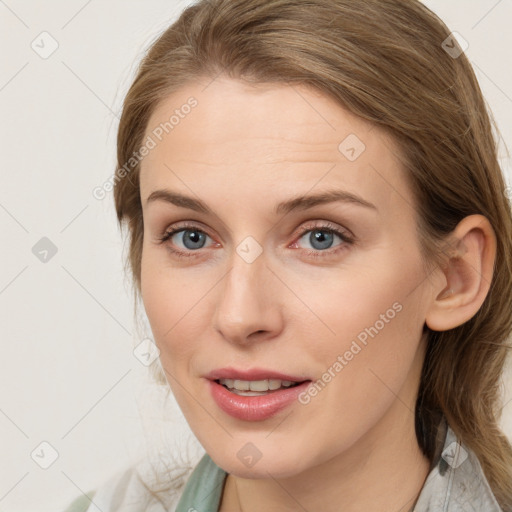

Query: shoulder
[61,455,197,512]
[413,419,504,511]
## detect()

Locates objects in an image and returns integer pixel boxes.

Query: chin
[208,442,315,480]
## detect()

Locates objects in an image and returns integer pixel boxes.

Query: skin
[138,77,496,512]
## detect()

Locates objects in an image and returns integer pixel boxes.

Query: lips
[207,379,312,421]
[204,367,312,421]
[204,367,310,382]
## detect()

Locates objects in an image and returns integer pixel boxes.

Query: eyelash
[156,221,355,260]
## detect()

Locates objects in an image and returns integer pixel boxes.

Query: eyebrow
[145,188,378,215]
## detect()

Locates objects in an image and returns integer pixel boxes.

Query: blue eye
[176,229,208,250]
[159,227,211,252]
[300,229,338,251]
[293,224,354,258]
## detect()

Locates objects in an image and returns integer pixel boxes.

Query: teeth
[234,379,250,391]
[218,378,299,392]
[268,379,282,390]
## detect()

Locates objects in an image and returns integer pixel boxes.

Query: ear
[425,214,497,332]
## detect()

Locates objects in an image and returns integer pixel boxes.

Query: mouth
[207,372,313,421]
[204,367,313,420]
[214,378,307,396]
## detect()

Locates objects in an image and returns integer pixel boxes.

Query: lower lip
[207,379,311,421]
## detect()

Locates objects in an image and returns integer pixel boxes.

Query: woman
[65,0,512,510]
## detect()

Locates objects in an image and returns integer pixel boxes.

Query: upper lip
[205,367,311,382]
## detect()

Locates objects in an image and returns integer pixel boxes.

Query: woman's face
[139,77,437,478]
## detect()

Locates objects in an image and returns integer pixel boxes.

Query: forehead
[139,77,411,217]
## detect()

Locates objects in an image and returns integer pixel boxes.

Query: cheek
[288,297,426,470]
[291,247,425,353]
[297,250,427,402]
[141,268,205,409]
[140,250,215,369]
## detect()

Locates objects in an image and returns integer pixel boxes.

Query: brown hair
[113,0,512,507]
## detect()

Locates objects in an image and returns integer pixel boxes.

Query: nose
[212,249,284,346]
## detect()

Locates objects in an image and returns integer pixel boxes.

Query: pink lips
[204,367,312,421]
[204,367,310,382]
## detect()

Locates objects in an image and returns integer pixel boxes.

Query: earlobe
[425,214,496,332]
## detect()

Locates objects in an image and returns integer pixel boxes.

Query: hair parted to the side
[113,0,512,507]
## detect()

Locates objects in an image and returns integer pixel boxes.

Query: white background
[1,1,511,510]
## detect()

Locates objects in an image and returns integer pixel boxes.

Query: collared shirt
[63,418,504,512]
